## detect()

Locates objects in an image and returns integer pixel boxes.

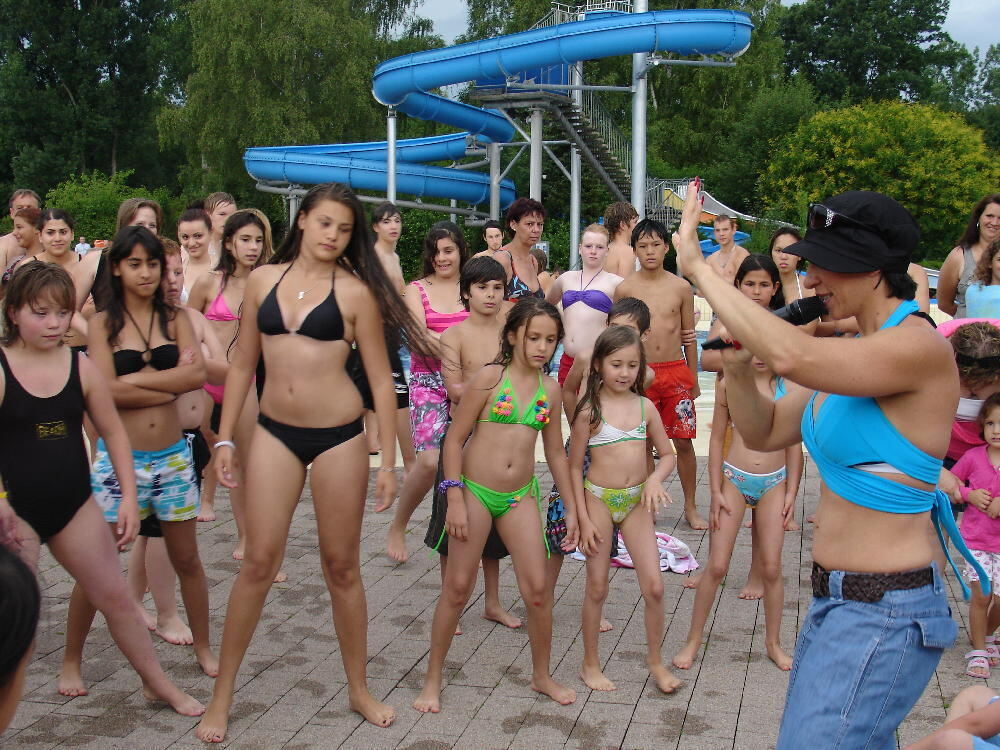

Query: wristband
[437,479,465,494]
[0,491,6,499]
[214,440,236,451]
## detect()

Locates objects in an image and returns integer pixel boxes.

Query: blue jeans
[777,562,957,750]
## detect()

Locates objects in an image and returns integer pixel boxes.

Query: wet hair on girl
[102,225,174,346]
[177,208,212,232]
[270,182,431,357]
[214,210,268,288]
[493,297,563,371]
[574,325,646,429]
[420,225,469,279]
[735,253,783,309]
[951,322,1000,391]
[0,545,39,689]
[768,227,802,253]
[460,256,507,311]
[371,202,401,225]
[36,208,75,233]
[2,263,76,346]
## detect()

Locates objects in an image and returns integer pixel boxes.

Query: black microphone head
[784,295,827,325]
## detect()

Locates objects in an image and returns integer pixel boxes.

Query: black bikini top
[113,345,179,376]
[256,264,345,342]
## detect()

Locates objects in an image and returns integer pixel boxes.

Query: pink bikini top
[410,280,468,374]
[205,288,239,322]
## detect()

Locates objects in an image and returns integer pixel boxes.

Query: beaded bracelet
[437,479,465,494]
[214,440,236,450]
[378,466,396,473]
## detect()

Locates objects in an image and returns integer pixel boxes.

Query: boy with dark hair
[603,201,639,277]
[474,220,505,258]
[616,219,705,529]
[424,257,521,630]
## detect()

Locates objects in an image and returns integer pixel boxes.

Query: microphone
[702,296,827,350]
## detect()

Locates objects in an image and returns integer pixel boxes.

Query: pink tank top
[409,280,468,374]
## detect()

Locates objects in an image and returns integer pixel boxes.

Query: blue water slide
[245,9,753,206]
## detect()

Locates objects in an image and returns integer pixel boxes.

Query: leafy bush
[44,171,174,243]
[759,101,1000,261]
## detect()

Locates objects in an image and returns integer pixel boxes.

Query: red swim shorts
[557,354,575,386]
[647,360,696,439]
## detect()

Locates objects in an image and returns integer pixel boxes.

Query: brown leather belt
[811,562,934,603]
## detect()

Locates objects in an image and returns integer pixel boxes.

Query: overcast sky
[419,0,996,55]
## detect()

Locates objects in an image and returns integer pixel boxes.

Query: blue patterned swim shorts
[92,437,199,523]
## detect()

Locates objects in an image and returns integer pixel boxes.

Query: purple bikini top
[562,288,613,314]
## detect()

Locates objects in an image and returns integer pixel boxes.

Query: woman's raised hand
[671,178,706,281]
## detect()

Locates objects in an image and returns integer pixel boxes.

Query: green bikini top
[478,368,551,431]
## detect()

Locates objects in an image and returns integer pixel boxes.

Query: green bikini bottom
[432,475,548,556]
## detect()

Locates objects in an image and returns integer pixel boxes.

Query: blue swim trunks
[92,437,199,523]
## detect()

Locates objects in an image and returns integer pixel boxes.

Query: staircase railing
[578,90,631,187]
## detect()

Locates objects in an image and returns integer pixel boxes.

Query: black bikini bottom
[258,414,364,465]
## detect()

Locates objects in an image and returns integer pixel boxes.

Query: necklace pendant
[298,291,305,300]
[141,349,152,364]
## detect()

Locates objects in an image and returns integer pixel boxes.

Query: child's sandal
[986,635,1000,666]
[966,650,991,679]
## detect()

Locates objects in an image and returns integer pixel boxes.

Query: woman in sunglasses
[673,183,984,749]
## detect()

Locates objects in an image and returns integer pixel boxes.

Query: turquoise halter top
[800,299,989,598]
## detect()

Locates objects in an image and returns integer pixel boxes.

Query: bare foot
[672,642,700,670]
[57,665,88,697]
[530,675,576,705]
[650,663,682,693]
[143,682,205,717]
[767,643,793,671]
[580,665,616,691]
[455,622,463,636]
[484,607,522,629]
[231,543,244,561]
[197,506,217,522]
[743,517,753,529]
[349,690,395,727]
[141,607,157,631]
[273,570,288,583]
[599,618,613,633]
[412,681,442,713]
[194,699,229,743]
[785,518,801,531]
[806,514,816,524]
[683,573,702,590]
[685,511,709,531]
[385,527,409,563]
[738,577,764,600]
[155,615,194,646]
[197,648,220,678]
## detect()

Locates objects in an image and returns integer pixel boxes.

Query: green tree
[45,171,174,243]
[0,0,185,197]
[759,101,1000,260]
[780,0,959,104]
[706,74,818,214]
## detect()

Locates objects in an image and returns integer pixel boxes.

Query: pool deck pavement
[2,449,986,750]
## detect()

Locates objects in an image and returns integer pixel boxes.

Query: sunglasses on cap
[955,352,1000,369]
[808,203,881,234]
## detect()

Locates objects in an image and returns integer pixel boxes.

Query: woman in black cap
[672,180,984,749]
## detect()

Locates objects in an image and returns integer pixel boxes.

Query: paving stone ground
[2,455,983,749]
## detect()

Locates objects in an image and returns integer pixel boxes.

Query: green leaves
[759,101,1000,260]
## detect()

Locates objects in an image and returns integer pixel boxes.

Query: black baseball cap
[786,191,920,273]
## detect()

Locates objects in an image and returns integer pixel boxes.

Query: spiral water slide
[243,9,752,208]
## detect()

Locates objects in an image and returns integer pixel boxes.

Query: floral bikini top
[478,369,551,431]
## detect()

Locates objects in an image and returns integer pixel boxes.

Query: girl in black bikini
[0,262,203,716]
[60,227,218,694]
[196,183,430,743]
